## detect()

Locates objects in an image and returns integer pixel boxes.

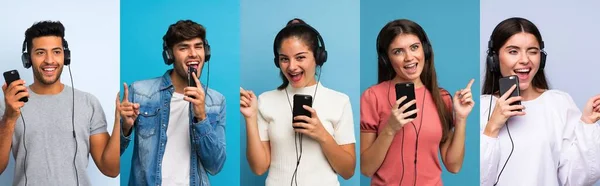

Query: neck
[391,76,424,88]
[520,86,544,101]
[30,80,64,95]
[170,71,187,94]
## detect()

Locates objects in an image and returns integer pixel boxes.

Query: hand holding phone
[499,75,521,111]
[395,82,417,119]
[292,94,312,129]
[3,70,28,102]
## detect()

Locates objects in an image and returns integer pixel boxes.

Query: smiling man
[119,20,227,186]
[0,21,120,185]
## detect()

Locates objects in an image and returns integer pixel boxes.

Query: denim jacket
[120,69,226,186]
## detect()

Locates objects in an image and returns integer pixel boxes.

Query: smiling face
[277,37,317,88]
[172,37,205,81]
[387,33,425,83]
[497,32,543,92]
[30,36,65,85]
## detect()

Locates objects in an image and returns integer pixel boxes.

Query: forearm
[319,133,355,180]
[0,116,16,174]
[360,126,395,177]
[100,119,121,177]
[245,116,269,175]
[192,117,226,175]
[444,120,466,173]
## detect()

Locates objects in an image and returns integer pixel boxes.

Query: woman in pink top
[360,19,475,186]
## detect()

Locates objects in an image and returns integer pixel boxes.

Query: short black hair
[163,20,206,49]
[24,21,66,52]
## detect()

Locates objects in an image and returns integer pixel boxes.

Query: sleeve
[479,95,502,186]
[333,96,355,145]
[88,93,108,135]
[557,93,600,185]
[360,88,379,133]
[192,97,227,175]
[120,83,135,155]
[257,95,270,141]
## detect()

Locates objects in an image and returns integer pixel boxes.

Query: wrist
[581,116,596,124]
[382,125,397,136]
[483,122,500,137]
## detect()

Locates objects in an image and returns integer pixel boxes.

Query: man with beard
[0,21,120,185]
[119,20,226,186]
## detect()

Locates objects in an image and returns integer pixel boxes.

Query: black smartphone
[395,82,417,119]
[292,94,313,129]
[3,70,28,102]
[499,75,521,111]
[188,67,197,99]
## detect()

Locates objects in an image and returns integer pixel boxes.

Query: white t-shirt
[161,92,192,186]
[480,90,600,186]
[257,82,355,186]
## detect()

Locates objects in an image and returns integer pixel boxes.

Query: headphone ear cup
[315,47,327,66]
[486,52,496,73]
[64,49,71,66]
[204,44,211,62]
[163,49,173,65]
[539,51,547,70]
[21,53,31,69]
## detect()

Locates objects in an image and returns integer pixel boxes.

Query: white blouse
[257,82,355,186]
[480,90,600,186]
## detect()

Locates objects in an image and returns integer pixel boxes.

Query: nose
[404,50,416,62]
[287,58,299,71]
[518,51,530,65]
[44,52,56,64]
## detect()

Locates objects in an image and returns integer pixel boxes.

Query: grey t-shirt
[0,85,107,186]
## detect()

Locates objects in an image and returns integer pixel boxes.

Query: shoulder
[70,87,103,108]
[540,89,574,104]
[129,76,163,95]
[320,85,350,104]
[205,87,225,105]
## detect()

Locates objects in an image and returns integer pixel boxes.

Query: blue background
[240,0,360,185]
[119,0,240,185]
[360,0,480,185]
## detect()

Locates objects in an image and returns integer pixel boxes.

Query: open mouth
[187,61,199,70]
[288,71,304,82]
[403,62,418,74]
[41,66,58,76]
[514,68,531,80]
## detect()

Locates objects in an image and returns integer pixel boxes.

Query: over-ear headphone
[376,31,433,68]
[486,39,547,74]
[162,38,211,65]
[273,23,327,68]
[21,38,71,69]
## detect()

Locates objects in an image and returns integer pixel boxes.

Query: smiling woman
[240,19,357,186]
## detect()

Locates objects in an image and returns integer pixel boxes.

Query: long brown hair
[376,19,453,143]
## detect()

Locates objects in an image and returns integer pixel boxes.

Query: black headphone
[273,23,327,68]
[376,32,433,68]
[162,38,211,65]
[21,38,71,69]
[486,39,547,73]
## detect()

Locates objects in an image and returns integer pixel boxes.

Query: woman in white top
[480,17,600,186]
[240,18,356,186]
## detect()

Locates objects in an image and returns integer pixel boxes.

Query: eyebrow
[176,41,204,48]
[505,45,540,50]
[390,42,421,51]
[279,51,308,57]
[33,47,63,52]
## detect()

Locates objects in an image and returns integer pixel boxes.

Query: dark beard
[33,66,63,85]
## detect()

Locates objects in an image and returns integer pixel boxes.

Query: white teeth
[515,69,530,73]
[187,61,199,65]
[289,72,302,76]
[404,63,417,68]
[43,68,56,71]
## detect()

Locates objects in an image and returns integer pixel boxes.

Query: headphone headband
[273,23,328,67]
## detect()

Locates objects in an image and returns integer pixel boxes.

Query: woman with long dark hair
[360,19,474,186]
[480,17,600,186]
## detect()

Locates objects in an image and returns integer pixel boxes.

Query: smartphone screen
[395,82,417,119]
[292,94,312,128]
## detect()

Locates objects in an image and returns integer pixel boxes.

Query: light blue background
[360,0,481,185]
[240,0,360,185]
[0,0,120,185]
[119,0,240,185]
[480,1,600,185]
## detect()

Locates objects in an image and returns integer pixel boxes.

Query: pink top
[361,81,453,186]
